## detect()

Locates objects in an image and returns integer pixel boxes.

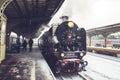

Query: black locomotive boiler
[39,21,88,73]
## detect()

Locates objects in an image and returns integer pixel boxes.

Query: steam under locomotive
[39,20,87,73]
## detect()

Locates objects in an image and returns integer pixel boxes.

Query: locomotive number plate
[66,53,75,56]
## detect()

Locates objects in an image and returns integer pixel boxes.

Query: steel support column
[88,36,92,46]
[6,32,10,51]
[102,33,109,48]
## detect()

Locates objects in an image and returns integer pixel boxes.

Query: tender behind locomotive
[39,18,87,73]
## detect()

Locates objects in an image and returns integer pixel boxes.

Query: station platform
[0,47,55,80]
[87,46,120,57]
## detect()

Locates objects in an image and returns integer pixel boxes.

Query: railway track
[87,52,120,62]
[55,72,93,80]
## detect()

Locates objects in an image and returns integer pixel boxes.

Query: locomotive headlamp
[68,21,74,28]
[61,53,65,57]
[80,52,84,56]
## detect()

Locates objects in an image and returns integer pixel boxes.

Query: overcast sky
[49,0,120,30]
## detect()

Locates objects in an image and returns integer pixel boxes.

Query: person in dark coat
[28,38,33,52]
[22,39,27,51]
[16,38,21,53]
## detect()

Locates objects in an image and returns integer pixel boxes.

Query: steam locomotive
[39,20,87,73]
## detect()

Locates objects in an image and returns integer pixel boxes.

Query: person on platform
[22,39,27,51]
[28,38,33,52]
[16,38,21,53]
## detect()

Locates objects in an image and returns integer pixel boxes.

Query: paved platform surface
[0,47,55,80]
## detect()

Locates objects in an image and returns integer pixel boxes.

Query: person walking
[16,38,21,53]
[22,39,27,51]
[28,38,33,52]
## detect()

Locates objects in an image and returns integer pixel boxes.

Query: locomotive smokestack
[60,16,69,22]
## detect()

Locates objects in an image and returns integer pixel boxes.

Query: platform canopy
[4,0,64,38]
[87,23,120,37]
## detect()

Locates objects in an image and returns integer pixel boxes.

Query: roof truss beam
[13,0,23,17]
[22,0,30,17]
